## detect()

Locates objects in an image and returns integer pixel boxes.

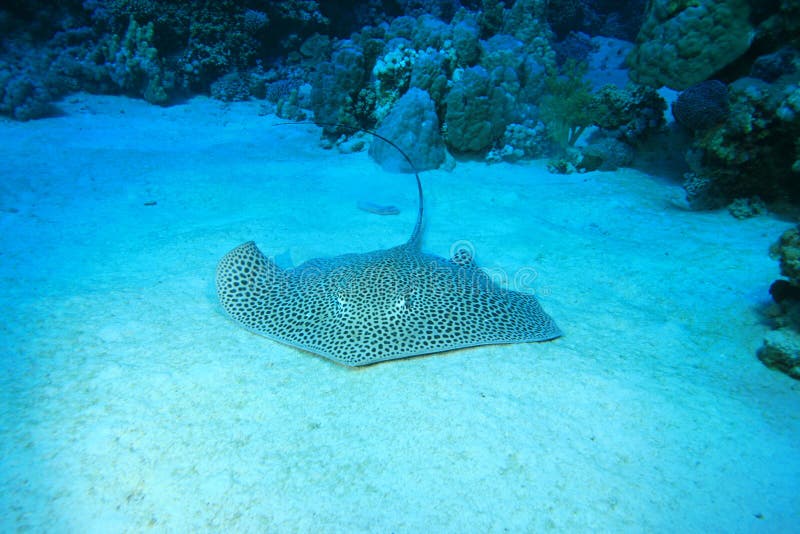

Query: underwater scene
[2,0,800,531]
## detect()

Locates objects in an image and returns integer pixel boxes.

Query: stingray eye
[395,287,414,311]
[450,241,475,266]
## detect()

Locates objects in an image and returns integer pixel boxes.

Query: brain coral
[672,80,730,131]
[628,0,754,90]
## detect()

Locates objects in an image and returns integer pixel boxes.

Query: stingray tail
[275,121,424,247]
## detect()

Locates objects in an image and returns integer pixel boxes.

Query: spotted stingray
[216,125,561,366]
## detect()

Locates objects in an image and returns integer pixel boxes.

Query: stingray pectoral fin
[216,241,289,332]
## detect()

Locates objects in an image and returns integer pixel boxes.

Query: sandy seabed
[1,94,798,532]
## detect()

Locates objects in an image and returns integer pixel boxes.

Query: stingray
[216,125,561,366]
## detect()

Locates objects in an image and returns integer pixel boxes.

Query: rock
[758,328,800,379]
[368,88,446,172]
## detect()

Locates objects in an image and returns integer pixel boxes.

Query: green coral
[538,62,595,149]
[537,68,666,156]
[628,0,753,90]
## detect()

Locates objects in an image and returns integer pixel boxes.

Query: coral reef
[683,77,800,205]
[444,66,513,152]
[87,1,262,92]
[372,44,417,120]
[750,47,800,83]
[547,0,647,42]
[628,0,754,90]
[528,61,666,163]
[396,0,460,22]
[682,172,724,210]
[451,16,481,66]
[583,36,635,90]
[502,0,556,70]
[0,0,792,194]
